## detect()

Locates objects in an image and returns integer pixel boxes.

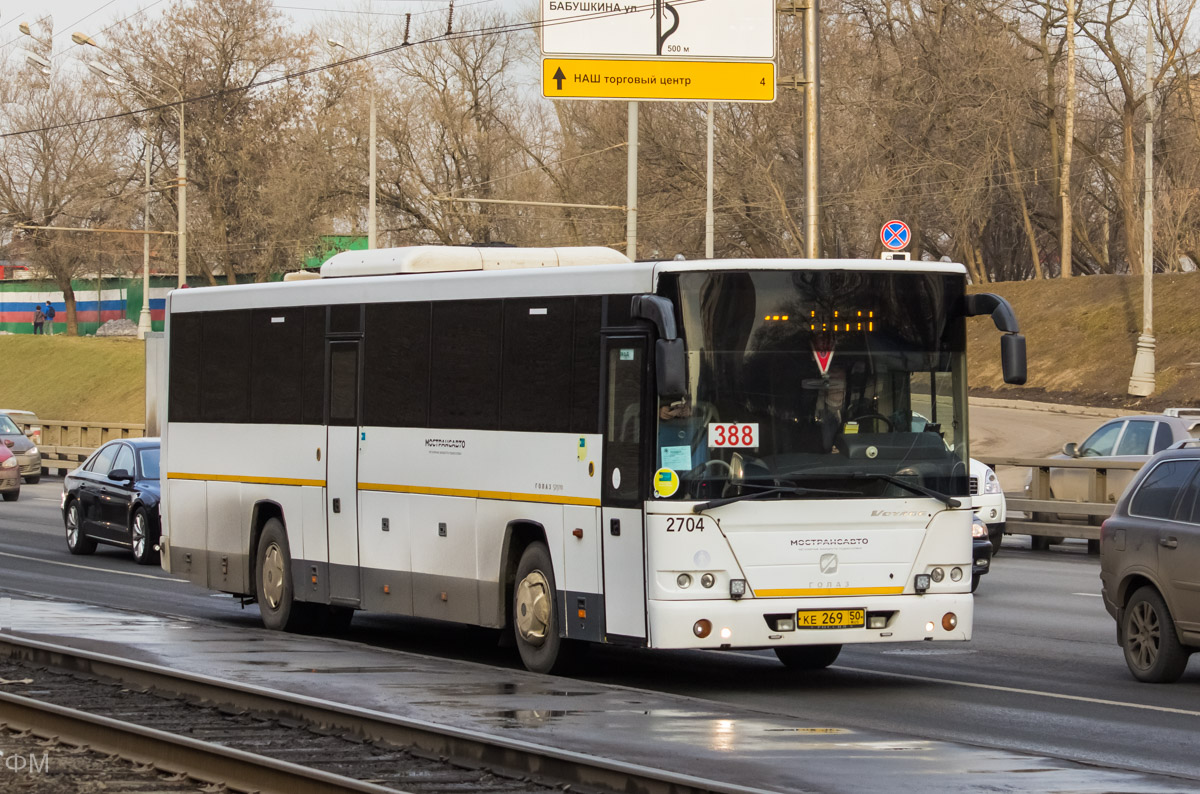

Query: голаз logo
[819,553,838,574]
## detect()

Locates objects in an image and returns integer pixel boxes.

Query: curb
[968,396,1147,419]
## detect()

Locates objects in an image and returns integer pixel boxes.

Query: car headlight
[27,446,37,455]
[1,458,17,469]
[972,518,989,539]
[983,467,1002,494]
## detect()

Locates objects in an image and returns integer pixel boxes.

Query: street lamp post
[88,61,156,338]
[328,39,377,249]
[1128,7,1156,397]
[75,32,187,289]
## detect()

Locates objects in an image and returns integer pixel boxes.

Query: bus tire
[255,519,311,632]
[513,541,570,674]
[775,644,842,670]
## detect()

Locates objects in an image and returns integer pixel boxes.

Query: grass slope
[968,273,1200,411]
[0,336,145,422]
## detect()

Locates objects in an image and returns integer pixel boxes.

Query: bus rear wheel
[513,541,570,674]
[775,644,842,670]
[256,519,315,632]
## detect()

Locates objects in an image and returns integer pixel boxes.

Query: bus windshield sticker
[577,437,587,461]
[660,446,692,471]
[653,468,680,498]
[619,349,635,361]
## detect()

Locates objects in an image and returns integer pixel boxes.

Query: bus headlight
[729,579,747,600]
[677,573,692,589]
[700,573,715,588]
[930,567,945,583]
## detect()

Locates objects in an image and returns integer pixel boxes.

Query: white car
[970,457,1005,553]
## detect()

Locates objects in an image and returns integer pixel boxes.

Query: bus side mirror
[656,339,687,400]
[1001,333,1027,385]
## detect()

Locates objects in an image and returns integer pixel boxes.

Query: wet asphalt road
[2,398,1198,787]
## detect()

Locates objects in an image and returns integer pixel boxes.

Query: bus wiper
[692,485,858,513]
[848,472,961,508]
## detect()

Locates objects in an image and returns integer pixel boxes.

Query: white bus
[160,246,1026,673]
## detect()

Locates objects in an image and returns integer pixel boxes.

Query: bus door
[326,340,362,606]
[600,335,649,643]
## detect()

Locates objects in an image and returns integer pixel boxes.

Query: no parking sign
[881,220,911,251]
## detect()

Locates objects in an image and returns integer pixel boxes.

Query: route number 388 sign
[708,423,759,448]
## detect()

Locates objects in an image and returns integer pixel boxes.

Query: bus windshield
[656,269,969,501]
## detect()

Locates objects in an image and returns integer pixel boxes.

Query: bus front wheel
[256,518,311,632]
[513,541,570,674]
[775,644,842,670]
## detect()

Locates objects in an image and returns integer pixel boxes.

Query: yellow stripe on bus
[166,473,601,507]
[359,482,601,507]
[167,473,327,488]
[755,587,907,597]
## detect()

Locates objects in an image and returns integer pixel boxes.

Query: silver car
[0,413,41,484]
[1034,410,1200,506]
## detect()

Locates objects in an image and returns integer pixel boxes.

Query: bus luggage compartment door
[326,340,362,606]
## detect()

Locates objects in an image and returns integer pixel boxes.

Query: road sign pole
[627,101,638,261]
[706,102,715,259]
[804,0,820,258]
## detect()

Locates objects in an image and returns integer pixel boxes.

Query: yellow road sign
[542,58,776,103]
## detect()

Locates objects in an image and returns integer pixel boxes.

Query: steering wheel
[699,459,733,477]
[847,413,893,432]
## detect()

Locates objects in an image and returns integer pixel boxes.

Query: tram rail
[0,633,766,794]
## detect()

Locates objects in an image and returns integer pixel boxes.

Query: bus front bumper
[647,593,973,648]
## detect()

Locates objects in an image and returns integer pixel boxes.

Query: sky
[1,0,533,65]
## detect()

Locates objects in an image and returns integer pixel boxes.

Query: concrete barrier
[37,420,146,475]
[978,455,1146,551]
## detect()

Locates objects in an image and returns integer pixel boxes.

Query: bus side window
[430,300,502,431]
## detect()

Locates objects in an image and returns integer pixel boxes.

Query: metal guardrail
[978,456,1146,547]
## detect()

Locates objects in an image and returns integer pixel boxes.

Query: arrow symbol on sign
[553,68,565,91]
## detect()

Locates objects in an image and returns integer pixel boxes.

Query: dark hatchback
[1100,441,1200,682]
[62,438,161,564]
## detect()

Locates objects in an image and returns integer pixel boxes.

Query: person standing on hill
[43,301,56,335]
[32,306,44,335]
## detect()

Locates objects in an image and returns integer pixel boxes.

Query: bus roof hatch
[320,245,631,277]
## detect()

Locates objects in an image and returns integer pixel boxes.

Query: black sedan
[62,438,161,564]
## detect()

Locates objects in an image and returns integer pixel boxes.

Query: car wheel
[513,541,572,674]
[64,500,96,555]
[989,522,1004,556]
[1029,513,1052,550]
[130,507,158,565]
[775,644,842,670]
[2,489,18,502]
[24,475,39,485]
[255,519,316,632]
[1123,586,1190,683]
